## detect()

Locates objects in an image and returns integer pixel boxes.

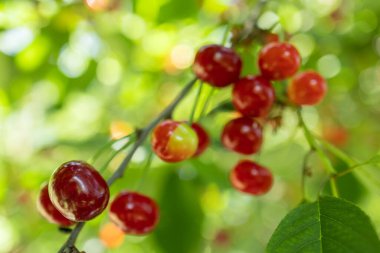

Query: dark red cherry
[258,42,301,80]
[191,123,210,157]
[288,71,327,105]
[221,117,263,155]
[151,120,198,162]
[193,44,242,87]
[109,191,159,235]
[230,160,273,195]
[37,184,75,227]
[232,75,275,118]
[49,160,110,222]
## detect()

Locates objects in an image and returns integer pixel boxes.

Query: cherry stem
[296,108,336,175]
[231,0,268,47]
[301,149,314,200]
[330,177,340,198]
[135,150,154,191]
[88,134,131,164]
[99,135,136,173]
[222,23,232,46]
[189,81,204,124]
[198,87,216,119]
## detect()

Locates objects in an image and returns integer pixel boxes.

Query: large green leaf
[267,196,380,253]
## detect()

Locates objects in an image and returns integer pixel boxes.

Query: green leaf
[267,196,380,253]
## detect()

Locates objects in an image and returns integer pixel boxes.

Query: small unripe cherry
[232,75,275,118]
[193,44,242,87]
[36,184,75,227]
[109,191,159,235]
[191,123,210,157]
[288,71,327,105]
[230,160,273,195]
[152,120,198,162]
[221,117,263,155]
[258,42,301,80]
[49,160,110,222]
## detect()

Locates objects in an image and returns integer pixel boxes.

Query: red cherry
[221,117,263,155]
[151,120,198,162]
[230,160,273,195]
[258,42,301,80]
[49,161,110,222]
[288,71,327,105]
[232,75,275,118]
[37,184,75,227]
[109,191,159,235]
[193,44,242,87]
[191,123,210,157]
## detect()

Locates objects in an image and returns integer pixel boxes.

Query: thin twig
[231,0,268,47]
[189,81,203,124]
[301,149,314,199]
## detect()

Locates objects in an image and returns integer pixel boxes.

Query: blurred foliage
[1,0,380,252]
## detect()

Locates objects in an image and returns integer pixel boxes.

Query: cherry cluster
[36,40,327,242]
[37,161,159,234]
[150,41,327,196]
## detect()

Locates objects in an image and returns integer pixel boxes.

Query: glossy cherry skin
[49,161,110,222]
[109,191,159,235]
[230,160,273,195]
[193,44,242,87]
[232,75,275,118]
[191,123,210,157]
[37,184,75,227]
[288,71,327,105]
[221,117,263,155]
[258,42,301,80]
[152,120,198,162]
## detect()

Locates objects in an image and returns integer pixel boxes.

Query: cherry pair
[37,161,159,235]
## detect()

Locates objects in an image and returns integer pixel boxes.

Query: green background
[1,0,380,252]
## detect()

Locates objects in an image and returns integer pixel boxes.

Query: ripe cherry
[109,191,159,235]
[230,160,273,195]
[193,44,242,87]
[258,42,301,80]
[232,75,275,118]
[152,120,198,162]
[191,123,210,157]
[37,184,75,227]
[221,117,263,155]
[288,71,327,105]
[49,160,110,222]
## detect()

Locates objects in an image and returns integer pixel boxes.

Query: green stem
[135,150,154,191]
[315,137,356,166]
[301,149,314,200]
[297,108,336,174]
[189,81,203,124]
[99,136,136,173]
[199,88,216,119]
[88,134,132,164]
[222,23,232,46]
[330,177,339,197]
